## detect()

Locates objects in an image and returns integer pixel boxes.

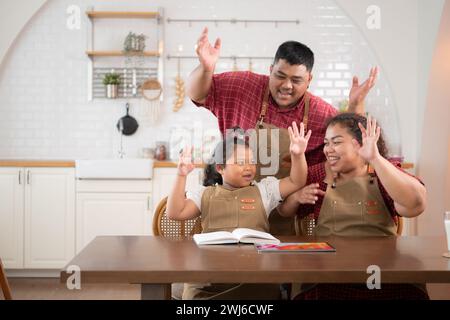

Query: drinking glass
[444,212,450,258]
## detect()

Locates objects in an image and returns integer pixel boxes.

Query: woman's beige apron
[314,175,397,237]
[182,185,280,300]
[291,174,428,298]
[254,82,310,236]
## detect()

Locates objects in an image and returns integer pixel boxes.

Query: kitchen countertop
[0,159,414,170]
[0,159,203,169]
[0,160,75,167]
[153,161,205,168]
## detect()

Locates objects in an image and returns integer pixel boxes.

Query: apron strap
[258,83,270,127]
[258,80,311,131]
[303,93,311,132]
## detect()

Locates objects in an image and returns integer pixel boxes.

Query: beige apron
[314,174,397,237]
[254,82,310,236]
[201,185,269,233]
[183,184,280,300]
[291,173,398,298]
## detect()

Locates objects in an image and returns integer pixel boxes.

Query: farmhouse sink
[75,159,153,179]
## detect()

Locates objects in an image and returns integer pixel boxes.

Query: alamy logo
[366,5,381,30]
[66,265,81,290]
[224,128,280,175]
[66,5,81,30]
[366,265,381,289]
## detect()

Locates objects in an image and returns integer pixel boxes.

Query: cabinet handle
[27,170,31,185]
[18,171,22,185]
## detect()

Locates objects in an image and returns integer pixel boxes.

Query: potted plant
[103,72,121,98]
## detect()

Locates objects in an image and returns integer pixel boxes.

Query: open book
[193,228,280,245]
[255,242,336,253]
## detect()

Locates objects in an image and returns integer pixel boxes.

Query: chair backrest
[296,215,404,236]
[396,216,403,235]
[0,258,12,300]
[152,196,202,237]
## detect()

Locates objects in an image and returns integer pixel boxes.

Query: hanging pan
[117,102,139,136]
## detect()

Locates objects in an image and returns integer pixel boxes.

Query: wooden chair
[0,258,12,300]
[152,196,202,300]
[152,196,202,237]
[296,215,404,236]
[396,216,403,235]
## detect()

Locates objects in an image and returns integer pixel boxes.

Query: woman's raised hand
[357,115,381,162]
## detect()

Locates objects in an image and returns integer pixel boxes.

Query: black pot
[117,103,139,136]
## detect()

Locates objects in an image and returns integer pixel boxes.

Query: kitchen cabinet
[76,180,153,253]
[152,167,204,213]
[0,167,75,269]
[0,168,24,268]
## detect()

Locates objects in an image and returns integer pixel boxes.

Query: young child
[167,121,310,299]
[278,113,428,299]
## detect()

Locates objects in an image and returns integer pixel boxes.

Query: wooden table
[60,235,450,299]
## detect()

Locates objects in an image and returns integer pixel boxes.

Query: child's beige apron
[182,185,280,300]
[254,82,310,236]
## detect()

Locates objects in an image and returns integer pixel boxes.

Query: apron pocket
[332,201,364,234]
[207,198,239,230]
[363,203,396,234]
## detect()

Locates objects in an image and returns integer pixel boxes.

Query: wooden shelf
[86,51,160,57]
[86,11,159,19]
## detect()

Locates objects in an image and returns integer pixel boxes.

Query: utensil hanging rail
[166,18,300,26]
[166,55,273,60]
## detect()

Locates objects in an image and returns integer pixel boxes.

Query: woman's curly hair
[325,112,389,158]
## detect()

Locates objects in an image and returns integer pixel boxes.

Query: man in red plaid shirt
[189,27,378,168]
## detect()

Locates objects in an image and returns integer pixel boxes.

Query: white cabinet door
[24,168,75,269]
[152,168,203,212]
[0,168,24,269]
[76,192,152,253]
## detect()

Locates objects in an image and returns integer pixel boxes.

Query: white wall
[417,0,450,236]
[0,0,399,160]
[0,0,48,67]
[334,0,446,236]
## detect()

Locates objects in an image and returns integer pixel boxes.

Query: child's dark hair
[203,128,251,186]
[325,113,389,158]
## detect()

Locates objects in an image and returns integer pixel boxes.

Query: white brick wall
[0,0,401,160]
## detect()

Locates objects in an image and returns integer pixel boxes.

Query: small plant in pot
[103,73,121,99]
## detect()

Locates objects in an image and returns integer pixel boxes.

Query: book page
[231,228,280,244]
[193,231,237,245]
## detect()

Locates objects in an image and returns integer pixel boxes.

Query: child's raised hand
[288,121,311,156]
[177,147,195,176]
[357,115,381,162]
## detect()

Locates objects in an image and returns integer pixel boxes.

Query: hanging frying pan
[117,102,139,136]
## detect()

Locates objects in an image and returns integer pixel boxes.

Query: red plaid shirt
[193,71,338,166]
[297,160,424,223]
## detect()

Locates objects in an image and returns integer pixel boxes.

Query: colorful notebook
[255,242,336,253]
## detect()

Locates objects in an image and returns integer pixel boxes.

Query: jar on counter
[155,143,167,161]
[142,147,155,159]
